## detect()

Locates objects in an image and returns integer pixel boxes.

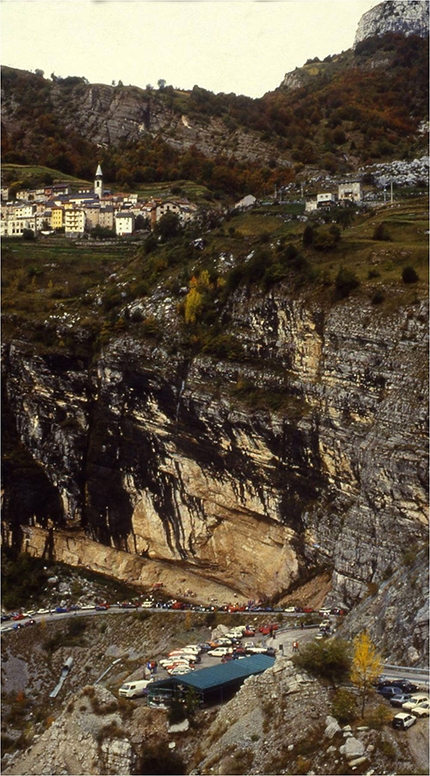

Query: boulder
[324,715,341,739]
[340,737,366,760]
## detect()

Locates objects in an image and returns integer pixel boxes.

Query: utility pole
[390,181,393,204]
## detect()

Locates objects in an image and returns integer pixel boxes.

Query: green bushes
[372,223,391,241]
[43,617,87,654]
[331,689,358,724]
[335,266,360,298]
[1,549,49,610]
[292,638,352,686]
[402,265,419,283]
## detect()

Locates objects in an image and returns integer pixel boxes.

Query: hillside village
[2,154,429,241]
[0,165,199,239]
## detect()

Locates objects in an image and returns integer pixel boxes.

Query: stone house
[85,203,100,230]
[99,206,114,230]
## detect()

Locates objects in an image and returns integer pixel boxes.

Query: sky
[1,0,378,98]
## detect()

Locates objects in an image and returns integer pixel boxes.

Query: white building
[338,181,363,203]
[65,208,86,237]
[115,211,135,236]
[316,192,337,206]
[1,215,37,237]
[305,199,318,213]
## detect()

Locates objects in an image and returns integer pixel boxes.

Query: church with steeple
[94,164,103,199]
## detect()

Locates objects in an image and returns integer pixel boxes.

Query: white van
[119,679,153,698]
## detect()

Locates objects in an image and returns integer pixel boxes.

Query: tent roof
[150,654,274,694]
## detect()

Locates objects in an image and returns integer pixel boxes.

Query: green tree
[350,631,382,715]
[372,222,391,241]
[292,638,351,686]
[402,266,419,284]
[302,225,314,247]
[335,266,360,298]
[154,211,181,241]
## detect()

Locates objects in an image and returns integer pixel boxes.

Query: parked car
[258,624,279,636]
[390,694,414,708]
[243,629,255,637]
[168,666,193,676]
[394,680,418,693]
[284,606,296,613]
[377,678,417,692]
[207,647,233,657]
[246,646,268,654]
[392,712,416,730]
[402,695,429,711]
[377,686,404,698]
[410,701,430,718]
[55,606,68,614]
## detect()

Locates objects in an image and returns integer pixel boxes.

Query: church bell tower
[94,163,103,199]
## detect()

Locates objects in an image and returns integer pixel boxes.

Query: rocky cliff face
[3,287,428,607]
[354,0,429,46]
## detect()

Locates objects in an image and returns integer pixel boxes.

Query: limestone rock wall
[354,1,429,46]
[2,290,428,605]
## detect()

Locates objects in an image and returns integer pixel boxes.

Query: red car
[243,629,255,637]
[302,607,314,613]
[259,624,279,635]
[13,613,24,621]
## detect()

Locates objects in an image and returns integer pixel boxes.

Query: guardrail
[383,664,429,675]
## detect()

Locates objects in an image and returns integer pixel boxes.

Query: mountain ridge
[2,29,428,193]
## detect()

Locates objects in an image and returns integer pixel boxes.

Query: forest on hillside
[1,33,428,196]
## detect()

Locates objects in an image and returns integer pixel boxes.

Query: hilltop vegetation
[1,33,428,196]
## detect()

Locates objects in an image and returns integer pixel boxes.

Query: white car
[168,666,193,675]
[159,658,190,669]
[182,645,202,654]
[392,712,416,730]
[207,647,233,657]
[284,606,296,613]
[402,695,429,711]
[246,646,268,654]
[411,701,430,718]
[141,600,153,608]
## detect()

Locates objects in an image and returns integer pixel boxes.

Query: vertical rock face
[2,290,428,604]
[354,1,429,46]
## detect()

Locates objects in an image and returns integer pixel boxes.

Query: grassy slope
[1,195,428,356]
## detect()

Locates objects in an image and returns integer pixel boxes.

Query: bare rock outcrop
[354,0,429,46]
[3,291,428,614]
[3,686,134,775]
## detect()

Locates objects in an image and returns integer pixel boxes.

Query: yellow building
[51,207,64,229]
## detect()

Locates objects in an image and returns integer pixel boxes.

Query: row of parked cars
[158,626,277,676]
[376,678,429,729]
